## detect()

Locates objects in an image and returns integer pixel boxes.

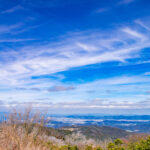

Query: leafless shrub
[0,106,51,150]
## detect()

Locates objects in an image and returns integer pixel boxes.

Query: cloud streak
[48,86,75,92]
[2,98,150,111]
[1,5,23,14]
[118,0,135,5]
[0,20,150,88]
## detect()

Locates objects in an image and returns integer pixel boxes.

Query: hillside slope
[61,125,132,140]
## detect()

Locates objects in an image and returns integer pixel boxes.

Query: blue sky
[0,0,150,114]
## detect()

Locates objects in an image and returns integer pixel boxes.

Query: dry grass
[0,107,53,150]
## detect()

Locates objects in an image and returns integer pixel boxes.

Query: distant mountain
[60,125,133,140]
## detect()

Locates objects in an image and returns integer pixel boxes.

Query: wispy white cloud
[1,5,23,14]
[92,76,150,85]
[0,38,36,43]
[0,22,37,36]
[0,20,149,104]
[48,86,75,92]
[77,75,150,98]
[0,23,22,34]
[0,21,149,83]
[118,0,135,5]
[135,20,150,31]
[76,42,98,51]
[144,72,150,75]
[93,7,109,14]
[2,97,150,110]
[122,27,146,40]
